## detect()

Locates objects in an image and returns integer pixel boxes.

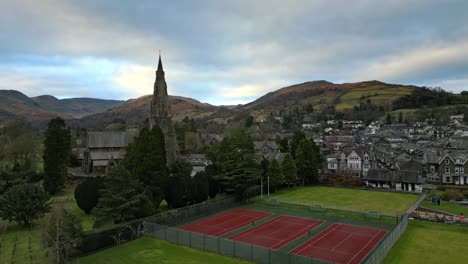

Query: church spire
[157,50,163,72]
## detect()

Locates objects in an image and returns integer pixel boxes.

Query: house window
[430,166,435,172]
[445,167,450,173]
[446,177,450,182]
[461,167,465,173]
[456,159,463,164]
[455,167,459,174]
[364,155,369,161]
[445,159,450,165]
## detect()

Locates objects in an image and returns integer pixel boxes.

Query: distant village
[74,103,468,194]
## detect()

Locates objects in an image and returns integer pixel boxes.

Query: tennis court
[290,223,387,264]
[179,208,271,236]
[229,215,324,250]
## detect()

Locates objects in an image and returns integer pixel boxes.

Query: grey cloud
[0,0,467,104]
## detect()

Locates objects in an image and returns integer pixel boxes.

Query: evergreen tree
[215,128,260,199]
[268,159,284,192]
[204,164,219,199]
[290,129,306,158]
[281,153,297,187]
[74,177,103,214]
[122,126,167,208]
[398,112,404,123]
[0,183,50,225]
[94,165,154,224]
[385,113,393,125]
[43,117,71,194]
[295,138,319,185]
[165,160,193,208]
[279,137,289,153]
[192,171,209,203]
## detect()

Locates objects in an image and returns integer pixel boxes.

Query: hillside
[0,90,125,127]
[79,95,218,128]
[32,96,124,118]
[242,80,416,112]
[0,90,74,126]
[2,80,465,128]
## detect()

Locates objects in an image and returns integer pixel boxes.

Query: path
[406,193,427,214]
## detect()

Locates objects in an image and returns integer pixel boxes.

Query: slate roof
[254,141,279,152]
[264,152,287,163]
[89,151,124,160]
[365,168,424,184]
[88,132,132,148]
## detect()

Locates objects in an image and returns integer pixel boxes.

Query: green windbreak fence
[144,223,329,264]
[142,196,238,227]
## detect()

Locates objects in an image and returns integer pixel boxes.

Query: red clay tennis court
[229,215,324,250]
[179,208,271,236]
[290,223,387,264]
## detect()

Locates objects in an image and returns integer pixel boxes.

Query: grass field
[77,237,250,264]
[267,187,419,216]
[335,85,413,110]
[384,220,468,264]
[421,200,468,216]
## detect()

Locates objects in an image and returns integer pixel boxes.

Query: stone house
[326,148,377,177]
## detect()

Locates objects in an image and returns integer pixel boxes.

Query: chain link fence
[362,213,409,264]
[142,197,409,264]
[143,196,238,227]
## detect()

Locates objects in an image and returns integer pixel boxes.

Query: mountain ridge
[1,80,465,128]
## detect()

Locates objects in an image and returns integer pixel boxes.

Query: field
[421,200,468,216]
[335,85,414,110]
[77,237,250,264]
[267,187,419,216]
[384,220,468,264]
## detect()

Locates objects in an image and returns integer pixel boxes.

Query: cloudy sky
[1,0,467,105]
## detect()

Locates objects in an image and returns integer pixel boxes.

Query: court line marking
[345,229,382,264]
[292,223,342,256]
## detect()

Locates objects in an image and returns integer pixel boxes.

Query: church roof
[88,132,131,148]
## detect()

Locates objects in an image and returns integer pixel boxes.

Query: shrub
[442,189,464,201]
[462,190,468,199]
[74,177,103,214]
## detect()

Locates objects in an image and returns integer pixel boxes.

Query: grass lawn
[267,186,419,216]
[77,237,250,264]
[52,180,96,230]
[384,220,468,264]
[421,200,468,216]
